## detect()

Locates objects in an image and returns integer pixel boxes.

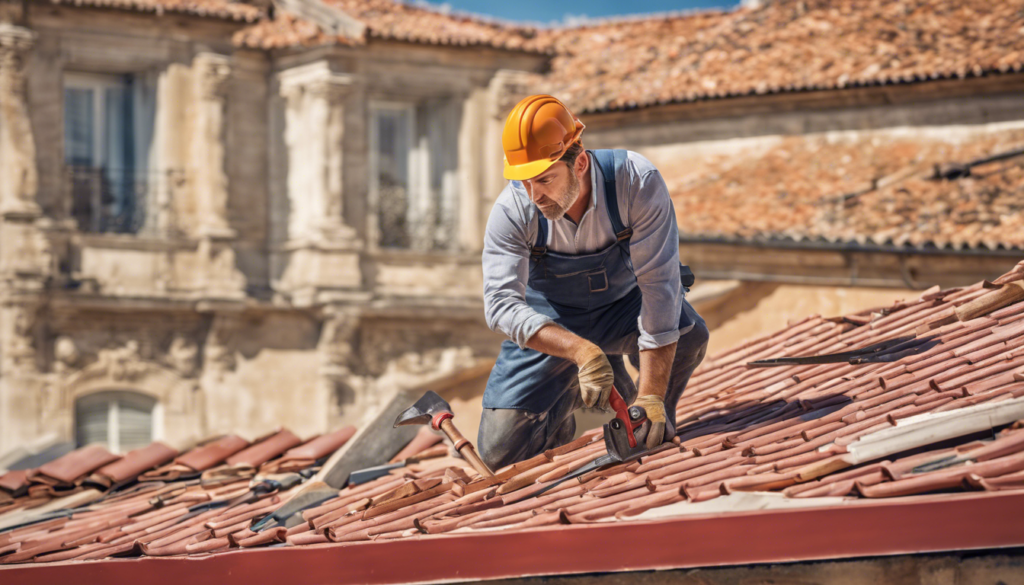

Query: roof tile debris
[665,131,1024,250]
[539,0,1024,113]
[3,262,1024,565]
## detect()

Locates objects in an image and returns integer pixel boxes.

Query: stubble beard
[537,169,580,221]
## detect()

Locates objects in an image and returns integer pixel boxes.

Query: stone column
[0,24,39,218]
[191,53,233,239]
[280,65,356,244]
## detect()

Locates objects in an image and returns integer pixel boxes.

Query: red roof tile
[87,443,177,488]
[3,262,1024,568]
[539,0,1024,113]
[233,0,545,51]
[664,131,1024,250]
[29,446,119,486]
[41,0,263,22]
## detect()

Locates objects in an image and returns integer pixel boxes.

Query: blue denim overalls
[482,150,695,414]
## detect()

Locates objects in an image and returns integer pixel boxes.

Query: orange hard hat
[502,95,585,181]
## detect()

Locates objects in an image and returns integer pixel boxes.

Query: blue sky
[415,0,739,26]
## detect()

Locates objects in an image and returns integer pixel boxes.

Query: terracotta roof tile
[233,0,545,51]
[86,443,177,488]
[664,131,1024,250]
[4,264,1024,565]
[539,0,1024,113]
[42,0,263,22]
[29,446,119,486]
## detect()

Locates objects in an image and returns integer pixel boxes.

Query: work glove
[634,395,670,450]
[576,344,614,411]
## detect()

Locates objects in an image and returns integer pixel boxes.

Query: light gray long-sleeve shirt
[482,150,685,351]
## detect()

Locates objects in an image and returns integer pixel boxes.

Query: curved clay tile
[176,435,249,471]
[91,442,178,485]
[33,445,120,485]
[226,430,302,467]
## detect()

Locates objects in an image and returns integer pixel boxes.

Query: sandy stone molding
[0,24,39,219]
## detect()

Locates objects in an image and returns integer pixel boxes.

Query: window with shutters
[74,391,159,453]
[369,99,460,251]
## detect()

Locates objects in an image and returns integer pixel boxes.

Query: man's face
[523,162,581,221]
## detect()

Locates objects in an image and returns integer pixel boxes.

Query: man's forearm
[525,323,594,364]
[637,342,676,399]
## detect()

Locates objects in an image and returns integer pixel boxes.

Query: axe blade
[393,390,452,428]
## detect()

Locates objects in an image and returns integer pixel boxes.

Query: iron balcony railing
[66,167,184,235]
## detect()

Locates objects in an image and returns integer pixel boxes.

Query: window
[370,100,460,251]
[64,72,154,234]
[75,391,159,453]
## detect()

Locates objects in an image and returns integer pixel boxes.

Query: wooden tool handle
[439,418,494,478]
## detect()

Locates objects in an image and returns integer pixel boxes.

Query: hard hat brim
[503,156,559,181]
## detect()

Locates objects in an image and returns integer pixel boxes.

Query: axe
[394,391,494,478]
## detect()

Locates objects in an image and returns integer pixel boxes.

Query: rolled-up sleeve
[482,190,554,348]
[626,161,684,351]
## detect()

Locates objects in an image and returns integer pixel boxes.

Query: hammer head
[394,390,452,428]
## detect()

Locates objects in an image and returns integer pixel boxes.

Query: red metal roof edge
[2,490,1022,584]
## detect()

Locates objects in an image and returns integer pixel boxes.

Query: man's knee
[478,408,533,471]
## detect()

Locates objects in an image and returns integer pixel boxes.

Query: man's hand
[575,343,614,411]
[526,325,615,411]
[634,395,669,450]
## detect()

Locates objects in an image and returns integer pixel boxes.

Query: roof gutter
[2,490,1022,584]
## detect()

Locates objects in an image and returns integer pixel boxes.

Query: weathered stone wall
[0,5,541,454]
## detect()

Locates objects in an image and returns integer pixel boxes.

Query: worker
[479,95,710,469]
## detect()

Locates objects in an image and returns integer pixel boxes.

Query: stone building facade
[0,0,544,454]
[3,0,1022,455]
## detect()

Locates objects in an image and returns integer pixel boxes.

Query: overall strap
[589,149,632,241]
[532,215,548,258]
[513,179,547,258]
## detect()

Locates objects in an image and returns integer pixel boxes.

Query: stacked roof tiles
[0,426,358,561]
[665,131,1024,250]
[2,262,1024,565]
[538,0,1024,112]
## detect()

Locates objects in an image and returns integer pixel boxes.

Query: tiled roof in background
[233,0,546,51]
[3,261,1024,566]
[232,10,345,48]
[539,0,1024,113]
[42,0,264,22]
[664,129,1024,251]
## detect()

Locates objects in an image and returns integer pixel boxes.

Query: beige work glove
[634,395,669,450]
[576,344,614,411]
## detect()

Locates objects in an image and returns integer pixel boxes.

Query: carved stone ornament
[94,340,149,382]
[53,336,80,375]
[1,303,37,374]
[166,335,199,378]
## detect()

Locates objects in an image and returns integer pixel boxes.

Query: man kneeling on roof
[479,95,710,469]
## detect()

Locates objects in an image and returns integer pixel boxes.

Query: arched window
[75,391,158,453]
